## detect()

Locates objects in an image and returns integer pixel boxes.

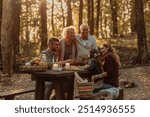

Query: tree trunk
[87,0,91,27]
[90,0,94,35]
[104,16,107,38]
[60,0,65,27]
[66,0,73,26]
[1,0,17,74]
[100,9,104,38]
[135,0,149,64]
[110,0,118,37]
[12,0,21,72]
[96,0,101,37]
[78,0,83,33]
[51,0,55,35]
[0,0,2,64]
[25,0,29,55]
[40,0,48,52]
[13,0,21,55]
[131,0,136,34]
[0,0,2,42]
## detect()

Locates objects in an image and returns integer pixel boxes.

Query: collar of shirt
[79,36,90,46]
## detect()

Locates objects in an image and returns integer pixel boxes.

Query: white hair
[62,26,76,38]
[80,24,89,30]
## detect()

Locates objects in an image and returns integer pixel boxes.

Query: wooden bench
[75,88,124,100]
[0,88,35,100]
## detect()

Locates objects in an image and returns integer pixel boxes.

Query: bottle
[41,54,47,65]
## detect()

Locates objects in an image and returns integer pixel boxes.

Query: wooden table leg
[55,81,65,100]
[34,80,45,100]
[67,78,74,100]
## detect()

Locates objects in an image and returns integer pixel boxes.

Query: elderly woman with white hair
[59,26,77,61]
[58,26,77,99]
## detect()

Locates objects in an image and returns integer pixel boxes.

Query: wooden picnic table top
[31,69,89,80]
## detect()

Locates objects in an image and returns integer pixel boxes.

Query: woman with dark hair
[92,44,121,89]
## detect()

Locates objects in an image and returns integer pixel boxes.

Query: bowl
[52,67,63,72]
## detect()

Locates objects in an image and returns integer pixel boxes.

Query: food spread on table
[19,57,48,72]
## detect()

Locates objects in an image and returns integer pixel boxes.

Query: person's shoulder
[59,38,65,45]
[105,53,115,61]
[41,50,47,54]
[59,38,65,42]
[75,34,80,40]
[88,35,96,40]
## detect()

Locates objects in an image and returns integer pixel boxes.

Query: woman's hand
[91,74,102,81]
[83,64,90,69]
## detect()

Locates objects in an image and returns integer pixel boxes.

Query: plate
[63,66,84,71]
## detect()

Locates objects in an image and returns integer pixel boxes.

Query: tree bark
[96,0,101,37]
[51,0,55,35]
[131,0,136,34]
[0,0,2,43]
[110,0,118,37]
[87,0,91,27]
[13,0,21,54]
[135,0,149,64]
[100,9,104,38]
[1,0,17,74]
[0,0,2,63]
[40,0,48,52]
[90,0,94,35]
[60,0,65,27]
[11,0,21,72]
[78,0,83,33]
[66,0,73,26]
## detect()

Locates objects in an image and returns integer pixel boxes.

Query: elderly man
[76,24,97,61]
[40,37,59,100]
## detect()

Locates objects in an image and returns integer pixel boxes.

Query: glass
[41,54,47,61]
[41,54,47,65]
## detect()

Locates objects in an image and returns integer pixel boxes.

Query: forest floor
[0,36,150,100]
[0,65,150,100]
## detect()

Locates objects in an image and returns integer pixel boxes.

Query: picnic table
[31,70,90,100]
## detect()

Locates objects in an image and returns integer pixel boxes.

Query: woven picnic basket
[77,82,94,96]
[74,72,94,96]
[74,72,104,97]
[19,65,48,72]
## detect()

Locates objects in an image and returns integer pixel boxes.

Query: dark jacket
[103,53,119,87]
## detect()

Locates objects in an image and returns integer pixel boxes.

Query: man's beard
[52,48,58,52]
[82,33,88,39]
